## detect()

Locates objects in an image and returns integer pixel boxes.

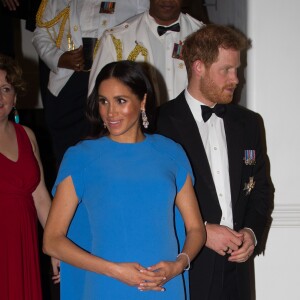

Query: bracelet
[177,252,190,271]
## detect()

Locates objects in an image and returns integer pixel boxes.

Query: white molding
[271,204,300,228]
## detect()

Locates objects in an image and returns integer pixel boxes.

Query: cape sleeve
[52,145,85,202]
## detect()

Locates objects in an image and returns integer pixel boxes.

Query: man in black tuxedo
[157,24,271,300]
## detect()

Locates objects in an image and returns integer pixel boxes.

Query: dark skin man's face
[149,0,182,26]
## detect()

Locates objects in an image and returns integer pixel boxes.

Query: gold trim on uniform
[178,62,184,69]
[36,0,73,49]
[128,42,148,62]
[110,35,148,62]
[111,35,123,61]
[93,39,101,59]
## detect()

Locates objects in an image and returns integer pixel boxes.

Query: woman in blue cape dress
[43,60,206,300]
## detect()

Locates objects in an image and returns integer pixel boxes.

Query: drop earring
[13,106,19,124]
[141,109,149,129]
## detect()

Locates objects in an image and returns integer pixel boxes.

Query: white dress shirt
[185,89,233,228]
[146,14,185,100]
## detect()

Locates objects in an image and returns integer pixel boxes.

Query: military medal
[244,150,256,165]
[100,2,116,14]
[243,177,255,195]
[172,41,183,60]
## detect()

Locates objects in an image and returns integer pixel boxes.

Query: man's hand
[205,223,244,255]
[58,46,85,72]
[228,228,255,263]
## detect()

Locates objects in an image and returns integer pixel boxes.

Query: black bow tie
[157,23,180,36]
[201,104,226,122]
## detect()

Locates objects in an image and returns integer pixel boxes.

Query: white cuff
[244,227,257,246]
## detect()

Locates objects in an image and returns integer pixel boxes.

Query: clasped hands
[112,259,185,292]
[205,223,255,262]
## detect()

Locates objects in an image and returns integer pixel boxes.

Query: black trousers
[209,255,239,300]
[41,69,90,165]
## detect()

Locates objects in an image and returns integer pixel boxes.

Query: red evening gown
[0,122,42,300]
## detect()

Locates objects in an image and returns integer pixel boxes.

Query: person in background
[32,0,150,165]
[0,53,60,300]
[88,0,205,106]
[43,60,206,300]
[181,0,209,24]
[157,24,272,300]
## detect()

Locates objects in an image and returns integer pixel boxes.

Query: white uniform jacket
[32,0,149,96]
[88,11,204,104]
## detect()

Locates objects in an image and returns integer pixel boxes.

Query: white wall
[205,0,248,106]
[207,0,300,299]
[248,1,300,298]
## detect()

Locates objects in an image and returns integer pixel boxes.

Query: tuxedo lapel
[170,95,218,200]
[223,107,244,206]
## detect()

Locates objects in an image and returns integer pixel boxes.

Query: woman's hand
[111,262,166,291]
[51,257,60,284]
[139,260,184,291]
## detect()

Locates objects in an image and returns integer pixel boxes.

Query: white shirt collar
[146,12,181,39]
[185,88,207,123]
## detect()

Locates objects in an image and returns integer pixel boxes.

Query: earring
[141,109,149,129]
[103,122,107,129]
[13,106,19,124]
